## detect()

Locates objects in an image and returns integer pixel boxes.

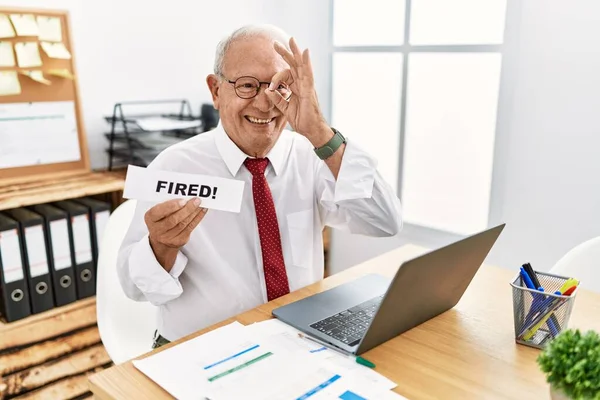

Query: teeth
[247,117,273,124]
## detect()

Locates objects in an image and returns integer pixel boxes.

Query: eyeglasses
[223,76,292,100]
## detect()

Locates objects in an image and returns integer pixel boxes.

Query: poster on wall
[0,101,81,169]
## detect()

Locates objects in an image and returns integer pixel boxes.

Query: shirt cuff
[333,139,377,202]
[128,235,188,297]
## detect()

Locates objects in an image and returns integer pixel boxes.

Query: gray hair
[213,24,291,77]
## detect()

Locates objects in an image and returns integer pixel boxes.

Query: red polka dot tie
[244,157,290,301]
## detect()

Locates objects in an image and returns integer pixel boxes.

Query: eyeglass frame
[219,75,292,100]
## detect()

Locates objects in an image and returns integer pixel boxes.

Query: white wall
[329,0,600,274]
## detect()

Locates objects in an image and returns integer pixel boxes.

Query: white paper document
[134,116,202,132]
[40,41,71,59]
[0,229,24,283]
[0,71,20,96]
[0,41,15,67]
[15,42,42,67]
[71,215,92,264]
[24,225,49,278]
[49,219,72,270]
[132,320,405,400]
[123,165,246,213]
[0,14,15,38]
[9,14,39,37]
[36,16,62,42]
[0,101,81,168]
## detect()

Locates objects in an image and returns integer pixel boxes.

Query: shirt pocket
[286,209,314,269]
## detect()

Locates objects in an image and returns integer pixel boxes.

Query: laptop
[272,223,505,355]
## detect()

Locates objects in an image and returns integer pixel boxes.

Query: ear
[206,74,221,110]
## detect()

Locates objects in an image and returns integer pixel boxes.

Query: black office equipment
[0,213,32,322]
[3,208,54,314]
[53,200,95,299]
[72,197,111,271]
[104,99,205,170]
[30,204,78,307]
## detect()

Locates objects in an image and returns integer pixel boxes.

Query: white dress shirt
[117,123,403,341]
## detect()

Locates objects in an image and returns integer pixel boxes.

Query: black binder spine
[0,213,32,322]
[4,208,55,314]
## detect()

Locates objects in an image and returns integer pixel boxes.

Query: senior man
[117,24,403,348]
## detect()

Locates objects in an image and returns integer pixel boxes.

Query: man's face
[207,36,289,156]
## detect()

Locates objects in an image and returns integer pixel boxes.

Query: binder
[0,213,31,322]
[73,197,111,272]
[30,204,77,307]
[52,200,95,299]
[3,208,55,314]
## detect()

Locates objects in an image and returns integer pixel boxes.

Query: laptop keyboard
[309,295,384,347]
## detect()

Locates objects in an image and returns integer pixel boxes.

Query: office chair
[96,199,157,364]
[200,103,219,132]
[550,236,600,293]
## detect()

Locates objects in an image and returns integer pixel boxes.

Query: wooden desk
[88,244,600,399]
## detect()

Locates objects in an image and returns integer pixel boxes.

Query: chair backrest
[96,199,157,364]
[550,236,600,294]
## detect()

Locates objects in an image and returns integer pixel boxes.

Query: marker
[297,333,376,368]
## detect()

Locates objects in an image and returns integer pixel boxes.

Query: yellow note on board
[0,14,15,38]
[20,70,52,85]
[48,68,75,80]
[40,41,71,59]
[37,16,62,42]
[9,14,39,37]
[0,71,21,96]
[0,41,15,67]
[15,42,42,68]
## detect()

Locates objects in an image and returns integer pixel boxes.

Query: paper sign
[37,16,62,42]
[0,71,21,96]
[9,14,39,37]
[123,165,246,213]
[20,70,51,85]
[0,41,15,67]
[40,41,71,59]
[0,15,15,38]
[15,42,42,67]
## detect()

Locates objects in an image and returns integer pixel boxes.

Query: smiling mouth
[245,116,274,124]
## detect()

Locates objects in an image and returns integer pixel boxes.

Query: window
[331,0,507,235]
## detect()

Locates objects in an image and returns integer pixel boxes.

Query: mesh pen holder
[510,271,579,349]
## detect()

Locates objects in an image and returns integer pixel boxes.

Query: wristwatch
[314,127,346,160]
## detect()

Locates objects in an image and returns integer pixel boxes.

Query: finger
[146,198,187,222]
[183,208,208,234]
[269,69,293,91]
[300,49,314,82]
[274,40,297,69]
[289,37,304,65]
[266,89,291,113]
[158,197,201,230]
[165,206,204,237]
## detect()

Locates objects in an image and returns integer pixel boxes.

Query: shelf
[0,297,96,335]
[0,171,125,211]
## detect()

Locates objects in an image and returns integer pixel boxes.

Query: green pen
[297,333,376,369]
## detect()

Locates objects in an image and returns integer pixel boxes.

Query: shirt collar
[214,121,291,177]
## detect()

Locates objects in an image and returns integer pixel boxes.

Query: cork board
[0,7,89,181]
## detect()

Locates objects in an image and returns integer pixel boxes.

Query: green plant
[537,329,600,400]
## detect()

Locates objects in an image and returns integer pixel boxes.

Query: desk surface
[88,244,600,399]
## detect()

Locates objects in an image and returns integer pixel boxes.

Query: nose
[252,84,275,113]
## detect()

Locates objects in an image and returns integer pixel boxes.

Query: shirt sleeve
[116,198,189,306]
[315,138,403,236]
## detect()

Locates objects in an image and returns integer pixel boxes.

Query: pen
[519,266,560,337]
[297,333,376,368]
